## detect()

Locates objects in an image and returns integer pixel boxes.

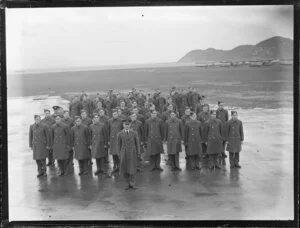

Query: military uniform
[71,124,91,175]
[82,98,94,118]
[154,95,166,113]
[197,111,211,157]
[89,122,108,174]
[108,117,123,172]
[99,114,110,162]
[51,122,71,175]
[203,118,224,169]
[41,116,55,166]
[29,122,51,177]
[81,117,92,127]
[184,120,203,170]
[165,118,183,170]
[225,119,244,168]
[145,117,165,170]
[61,117,75,165]
[130,119,144,169]
[216,108,229,157]
[118,129,140,189]
[69,100,82,119]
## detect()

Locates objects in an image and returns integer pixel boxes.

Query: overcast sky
[6,5,293,72]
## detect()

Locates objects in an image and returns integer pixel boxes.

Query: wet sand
[7,96,293,220]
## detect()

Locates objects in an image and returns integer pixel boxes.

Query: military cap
[80,109,87,114]
[55,114,63,119]
[44,109,50,113]
[74,116,81,121]
[190,112,196,116]
[112,108,118,113]
[93,113,99,118]
[185,106,191,110]
[218,101,223,105]
[64,110,69,113]
[34,114,40,119]
[52,105,61,111]
[210,110,217,115]
[231,111,238,115]
[122,118,132,124]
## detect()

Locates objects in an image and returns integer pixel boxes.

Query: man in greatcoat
[51,115,71,176]
[41,108,56,167]
[145,110,165,171]
[108,109,123,174]
[81,109,93,165]
[69,95,83,119]
[216,101,229,158]
[29,115,51,177]
[197,104,211,158]
[162,97,177,113]
[82,93,94,118]
[89,114,109,175]
[184,112,202,170]
[71,116,91,176]
[99,108,110,163]
[118,119,140,190]
[203,110,224,170]
[225,111,244,168]
[130,113,144,171]
[165,111,184,171]
[61,110,75,166]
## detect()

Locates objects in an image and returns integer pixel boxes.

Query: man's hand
[72,147,75,151]
[89,146,92,150]
[181,140,184,144]
[29,146,33,150]
[46,146,50,150]
[104,145,108,149]
[141,142,144,146]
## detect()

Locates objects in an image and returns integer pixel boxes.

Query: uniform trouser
[150,154,161,169]
[229,152,240,166]
[48,149,54,164]
[68,150,74,165]
[222,142,227,155]
[187,155,200,169]
[36,159,46,174]
[202,143,207,156]
[123,173,135,187]
[169,153,180,168]
[57,159,68,174]
[78,159,89,174]
[88,149,92,164]
[112,155,120,169]
[96,158,105,172]
[208,154,219,168]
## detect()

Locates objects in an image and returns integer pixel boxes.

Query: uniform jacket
[162,103,178,113]
[61,117,74,130]
[108,117,123,155]
[81,117,92,127]
[184,120,203,156]
[89,122,108,158]
[154,95,166,113]
[29,123,51,160]
[51,122,71,160]
[118,130,140,176]
[197,111,211,131]
[165,118,183,154]
[145,117,164,155]
[69,100,83,119]
[82,98,94,117]
[216,108,229,124]
[130,119,144,144]
[225,119,244,153]
[203,118,224,154]
[71,124,91,160]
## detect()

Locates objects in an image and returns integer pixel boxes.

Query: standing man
[197,104,211,158]
[203,110,224,170]
[108,109,123,174]
[99,108,110,164]
[41,108,55,167]
[181,106,192,127]
[216,101,229,158]
[89,114,109,175]
[184,112,202,170]
[61,110,74,166]
[51,115,71,176]
[29,115,51,177]
[69,96,82,119]
[195,96,207,115]
[225,111,244,168]
[71,116,91,176]
[82,93,94,118]
[118,119,140,190]
[130,113,144,171]
[165,111,184,171]
[80,109,93,165]
[145,110,165,171]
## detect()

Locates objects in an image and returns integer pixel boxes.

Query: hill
[178,36,293,63]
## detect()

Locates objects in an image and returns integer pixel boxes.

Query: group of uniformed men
[29,87,244,190]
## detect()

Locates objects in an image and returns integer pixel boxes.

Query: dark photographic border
[0,0,299,227]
